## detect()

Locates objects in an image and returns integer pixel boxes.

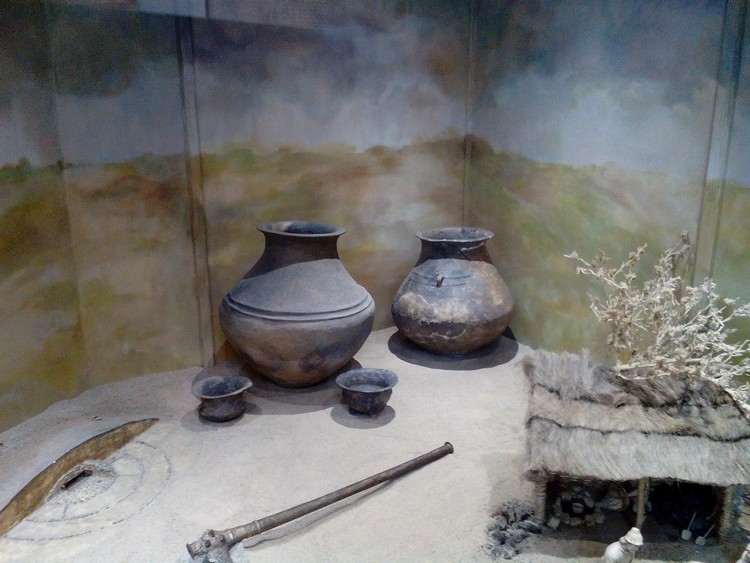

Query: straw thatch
[524,350,750,487]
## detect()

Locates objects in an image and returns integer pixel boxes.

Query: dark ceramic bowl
[192,374,253,422]
[336,368,398,415]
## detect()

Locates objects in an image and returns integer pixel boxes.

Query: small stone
[488,529,506,544]
[485,500,537,559]
[491,514,508,531]
[598,496,626,512]
[518,519,543,534]
[505,503,520,522]
[496,545,518,560]
[506,528,529,544]
[547,515,561,529]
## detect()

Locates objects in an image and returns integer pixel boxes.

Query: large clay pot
[219,221,375,387]
[391,226,514,355]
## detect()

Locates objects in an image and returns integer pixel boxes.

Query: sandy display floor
[0,328,745,561]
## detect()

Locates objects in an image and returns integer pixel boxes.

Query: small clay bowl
[336,368,398,415]
[192,374,253,422]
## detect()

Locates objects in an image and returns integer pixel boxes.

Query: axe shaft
[187,442,454,559]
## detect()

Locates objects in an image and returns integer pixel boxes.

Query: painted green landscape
[0,156,204,430]
[0,161,84,429]
[4,0,748,435]
[61,156,203,386]
[0,137,465,429]
[2,133,748,429]
[714,179,750,303]
[201,137,465,348]
[466,135,750,361]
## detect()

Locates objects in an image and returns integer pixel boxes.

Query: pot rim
[258,220,345,238]
[335,368,398,391]
[417,226,493,243]
[192,374,253,400]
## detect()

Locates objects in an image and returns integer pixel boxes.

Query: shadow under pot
[391,226,514,355]
[219,221,375,387]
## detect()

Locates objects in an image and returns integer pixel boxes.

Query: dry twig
[566,232,750,404]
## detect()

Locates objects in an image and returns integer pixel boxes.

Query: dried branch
[566,232,750,405]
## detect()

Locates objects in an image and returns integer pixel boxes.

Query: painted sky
[192,10,470,153]
[471,0,738,182]
[1,0,747,186]
[0,4,184,165]
[0,2,60,165]
[0,3,470,164]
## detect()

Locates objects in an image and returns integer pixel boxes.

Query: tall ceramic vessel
[391,226,514,355]
[219,221,375,387]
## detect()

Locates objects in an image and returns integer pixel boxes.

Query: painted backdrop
[1,0,747,430]
[0,1,473,429]
[466,0,749,359]
[0,2,86,427]
[190,4,473,349]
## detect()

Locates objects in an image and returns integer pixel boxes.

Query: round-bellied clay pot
[219,221,375,387]
[391,226,514,355]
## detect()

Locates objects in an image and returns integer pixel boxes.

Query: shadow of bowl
[329,403,396,429]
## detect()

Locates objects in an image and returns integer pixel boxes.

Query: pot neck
[245,222,343,276]
[416,240,491,264]
[415,227,493,265]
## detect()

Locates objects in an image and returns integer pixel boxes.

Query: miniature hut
[524,349,750,540]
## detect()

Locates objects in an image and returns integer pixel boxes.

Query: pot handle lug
[436,274,444,288]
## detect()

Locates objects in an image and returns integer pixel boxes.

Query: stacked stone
[483,500,541,560]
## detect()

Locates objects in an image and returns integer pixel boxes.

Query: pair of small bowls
[192,367,398,422]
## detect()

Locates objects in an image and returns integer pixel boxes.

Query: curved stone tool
[186,442,455,563]
[0,418,158,536]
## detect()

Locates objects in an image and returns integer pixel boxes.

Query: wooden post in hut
[719,485,736,542]
[635,478,648,529]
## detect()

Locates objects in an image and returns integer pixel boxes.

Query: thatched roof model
[524,350,750,487]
